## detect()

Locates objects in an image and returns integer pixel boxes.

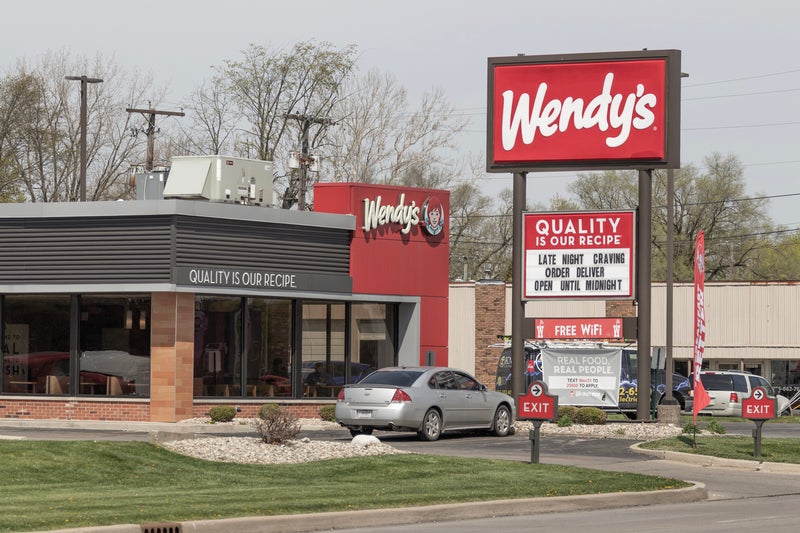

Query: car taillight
[730,392,739,403]
[391,389,412,403]
[337,389,345,401]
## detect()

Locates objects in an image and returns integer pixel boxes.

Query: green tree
[565,153,775,281]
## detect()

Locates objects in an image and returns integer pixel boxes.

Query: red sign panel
[534,318,625,340]
[487,49,681,172]
[742,386,777,420]
[518,381,558,420]
[522,210,635,299]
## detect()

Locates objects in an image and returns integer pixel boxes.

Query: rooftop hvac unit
[162,155,274,206]
[135,169,169,200]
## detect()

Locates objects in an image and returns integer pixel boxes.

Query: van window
[700,374,733,391]
[731,374,748,392]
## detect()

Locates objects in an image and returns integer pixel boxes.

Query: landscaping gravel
[161,418,686,464]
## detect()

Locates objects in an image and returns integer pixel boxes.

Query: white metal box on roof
[162,155,274,206]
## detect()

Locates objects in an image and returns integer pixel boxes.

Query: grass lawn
[0,440,687,533]
[640,435,800,463]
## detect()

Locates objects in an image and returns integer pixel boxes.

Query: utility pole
[66,75,103,201]
[126,106,185,171]
[285,113,333,211]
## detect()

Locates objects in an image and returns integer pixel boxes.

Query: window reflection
[2,295,70,394]
[301,302,345,398]
[247,298,293,398]
[194,296,242,397]
[80,295,151,397]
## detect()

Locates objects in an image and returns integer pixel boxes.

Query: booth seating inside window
[107,376,124,395]
[45,375,66,394]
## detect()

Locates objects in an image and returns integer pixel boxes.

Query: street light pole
[66,75,103,202]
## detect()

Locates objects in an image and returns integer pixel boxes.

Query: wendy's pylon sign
[486,49,681,172]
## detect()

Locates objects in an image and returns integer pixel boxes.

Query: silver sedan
[335,366,516,441]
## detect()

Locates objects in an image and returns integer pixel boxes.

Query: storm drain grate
[141,524,182,533]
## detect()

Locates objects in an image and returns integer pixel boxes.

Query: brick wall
[606,299,637,318]
[0,399,150,421]
[474,281,506,386]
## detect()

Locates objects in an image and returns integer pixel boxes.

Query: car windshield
[358,370,424,387]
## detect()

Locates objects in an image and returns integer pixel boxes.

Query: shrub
[208,405,236,423]
[706,419,727,435]
[682,422,698,434]
[573,406,607,425]
[318,404,336,422]
[556,414,573,427]
[253,404,301,444]
[258,403,281,419]
[557,406,579,423]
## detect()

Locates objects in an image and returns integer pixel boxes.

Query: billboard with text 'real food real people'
[523,210,635,299]
[487,49,681,172]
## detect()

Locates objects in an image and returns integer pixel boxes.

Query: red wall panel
[315,183,450,365]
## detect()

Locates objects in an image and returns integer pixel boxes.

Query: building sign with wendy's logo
[361,193,445,237]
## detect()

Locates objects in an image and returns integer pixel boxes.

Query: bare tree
[212,41,357,208]
[0,50,161,202]
[323,70,468,185]
[174,80,238,156]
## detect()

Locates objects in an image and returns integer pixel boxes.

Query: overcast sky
[4,0,799,226]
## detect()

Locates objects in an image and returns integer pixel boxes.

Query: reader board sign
[542,347,622,408]
[523,210,635,299]
[486,49,681,172]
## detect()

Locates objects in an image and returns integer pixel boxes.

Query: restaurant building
[0,160,449,422]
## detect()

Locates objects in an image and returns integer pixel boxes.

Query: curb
[630,442,800,474]
[40,482,707,533]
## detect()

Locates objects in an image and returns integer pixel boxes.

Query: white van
[698,370,792,417]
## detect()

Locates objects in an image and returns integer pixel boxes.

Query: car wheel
[492,405,512,437]
[418,408,442,441]
[349,427,374,437]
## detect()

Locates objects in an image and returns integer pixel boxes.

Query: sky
[3,0,800,227]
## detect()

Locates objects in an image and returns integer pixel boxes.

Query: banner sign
[487,49,681,172]
[692,231,710,422]
[523,210,635,299]
[541,347,622,408]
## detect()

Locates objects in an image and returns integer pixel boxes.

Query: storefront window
[301,302,345,398]
[772,360,800,410]
[79,295,151,397]
[247,298,293,398]
[351,303,396,379]
[194,296,242,397]
[2,295,71,394]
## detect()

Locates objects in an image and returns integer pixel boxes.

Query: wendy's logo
[422,196,444,236]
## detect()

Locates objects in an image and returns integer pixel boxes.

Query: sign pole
[637,169,653,420]
[530,421,543,463]
[752,420,765,459]
[511,172,527,403]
